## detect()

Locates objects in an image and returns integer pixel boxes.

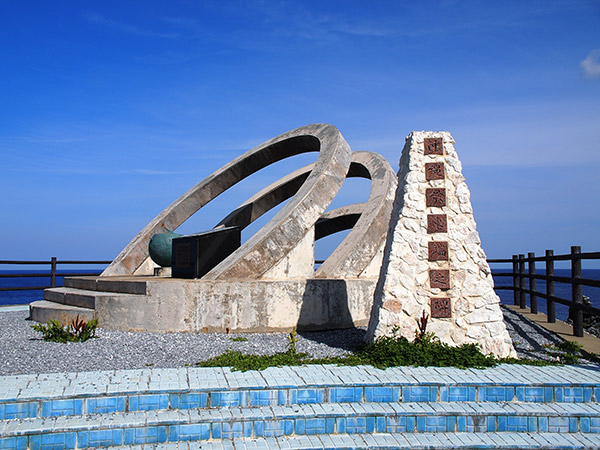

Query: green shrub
[31,316,98,343]
[196,318,565,372]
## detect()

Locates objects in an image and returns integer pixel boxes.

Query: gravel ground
[0,306,589,376]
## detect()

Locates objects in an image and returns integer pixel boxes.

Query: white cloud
[580,49,600,79]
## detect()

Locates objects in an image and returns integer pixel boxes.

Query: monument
[366,132,515,357]
[30,125,514,357]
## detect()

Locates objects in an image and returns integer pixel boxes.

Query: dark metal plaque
[427,214,447,233]
[431,298,451,318]
[172,226,241,279]
[426,188,446,208]
[425,162,445,180]
[429,269,450,289]
[174,243,191,268]
[428,241,449,261]
[424,138,443,155]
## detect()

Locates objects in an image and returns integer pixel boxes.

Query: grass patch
[230,337,248,342]
[197,320,563,372]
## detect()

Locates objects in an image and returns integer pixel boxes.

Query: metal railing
[0,258,111,292]
[489,246,600,337]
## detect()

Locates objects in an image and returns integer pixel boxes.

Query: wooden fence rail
[0,258,112,292]
[2,250,598,339]
[488,246,600,337]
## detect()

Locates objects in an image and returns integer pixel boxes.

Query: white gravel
[0,306,578,376]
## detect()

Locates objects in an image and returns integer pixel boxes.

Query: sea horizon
[1,268,598,323]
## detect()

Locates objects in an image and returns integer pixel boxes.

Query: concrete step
[101,432,600,449]
[63,276,100,291]
[43,287,145,309]
[3,365,600,449]
[29,300,96,325]
[2,402,600,449]
[44,287,98,309]
[3,365,600,423]
[64,276,147,295]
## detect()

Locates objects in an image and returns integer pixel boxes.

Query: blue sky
[1,0,599,268]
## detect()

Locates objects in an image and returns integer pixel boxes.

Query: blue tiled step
[6,432,600,450]
[2,382,599,421]
[102,432,600,449]
[3,366,600,408]
[105,431,600,449]
[3,402,600,449]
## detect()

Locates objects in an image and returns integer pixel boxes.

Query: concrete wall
[94,277,376,333]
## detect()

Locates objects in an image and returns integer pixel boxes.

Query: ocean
[1,268,598,322]
[491,268,600,321]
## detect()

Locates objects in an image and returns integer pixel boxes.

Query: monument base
[31,276,376,333]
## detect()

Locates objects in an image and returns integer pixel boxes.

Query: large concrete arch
[315,203,364,240]
[212,151,396,278]
[315,151,397,278]
[102,124,351,279]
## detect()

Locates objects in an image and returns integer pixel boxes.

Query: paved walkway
[506,304,600,355]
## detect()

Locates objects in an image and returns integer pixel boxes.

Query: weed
[287,328,297,355]
[556,340,584,353]
[31,316,98,343]
[196,324,550,372]
[230,337,248,342]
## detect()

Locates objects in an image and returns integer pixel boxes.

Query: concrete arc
[315,151,397,279]
[205,125,351,279]
[214,163,315,230]
[102,124,351,278]
[213,151,395,279]
[315,203,365,240]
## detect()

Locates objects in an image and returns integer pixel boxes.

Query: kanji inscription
[426,188,446,207]
[427,214,447,233]
[429,269,450,289]
[431,298,451,318]
[424,137,443,155]
[428,241,449,261]
[425,162,445,180]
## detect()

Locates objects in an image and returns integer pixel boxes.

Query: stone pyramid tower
[366,132,516,357]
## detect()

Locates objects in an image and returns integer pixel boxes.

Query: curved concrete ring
[315,203,365,240]
[214,151,396,278]
[315,151,396,278]
[102,124,352,279]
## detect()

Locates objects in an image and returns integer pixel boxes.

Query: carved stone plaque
[425,162,445,180]
[429,269,450,289]
[428,241,448,261]
[427,214,447,233]
[424,137,443,155]
[431,298,451,318]
[426,188,446,207]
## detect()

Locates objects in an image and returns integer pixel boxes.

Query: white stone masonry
[366,132,516,358]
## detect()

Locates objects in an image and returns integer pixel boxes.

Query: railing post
[546,249,555,323]
[571,246,583,337]
[50,257,57,288]
[512,255,519,306]
[519,254,527,309]
[528,252,537,314]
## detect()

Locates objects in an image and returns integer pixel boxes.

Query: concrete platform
[30,276,377,333]
[506,305,600,356]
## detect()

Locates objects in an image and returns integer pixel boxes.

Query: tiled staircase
[2,365,600,449]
